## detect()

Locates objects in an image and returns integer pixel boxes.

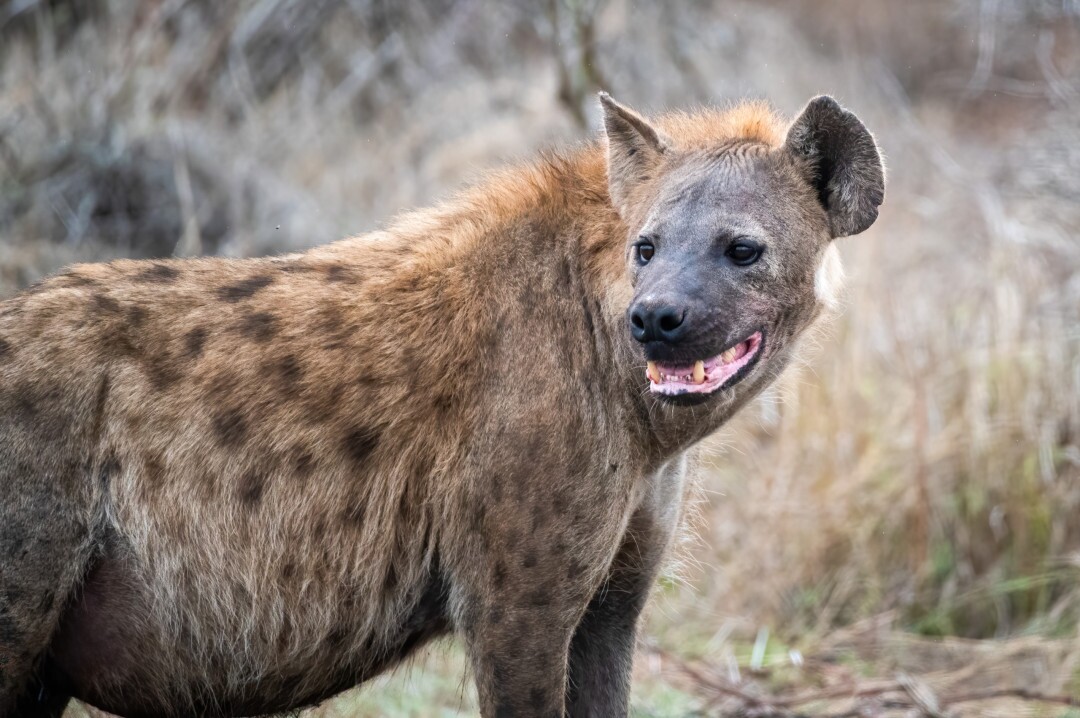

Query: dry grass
[3,0,1080,714]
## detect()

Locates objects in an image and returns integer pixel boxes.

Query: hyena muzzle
[0,93,883,717]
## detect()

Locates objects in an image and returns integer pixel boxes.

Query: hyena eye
[726,240,762,267]
[634,241,655,265]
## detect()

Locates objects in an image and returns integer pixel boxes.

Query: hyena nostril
[657,310,684,334]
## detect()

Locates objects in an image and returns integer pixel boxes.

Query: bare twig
[945,687,1080,708]
[647,643,1080,717]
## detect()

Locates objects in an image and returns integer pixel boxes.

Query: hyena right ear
[599,92,671,218]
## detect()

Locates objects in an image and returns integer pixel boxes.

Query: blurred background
[2,0,1079,715]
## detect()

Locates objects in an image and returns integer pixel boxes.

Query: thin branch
[945,687,1080,708]
[647,643,1080,716]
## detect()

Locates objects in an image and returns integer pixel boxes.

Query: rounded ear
[599,92,671,217]
[785,96,885,238]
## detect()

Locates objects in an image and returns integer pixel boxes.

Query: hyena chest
[47,543,451,716]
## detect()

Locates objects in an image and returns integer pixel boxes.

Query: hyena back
[0,94,882,717]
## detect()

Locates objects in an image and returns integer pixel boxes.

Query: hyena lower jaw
[0,93,882,718]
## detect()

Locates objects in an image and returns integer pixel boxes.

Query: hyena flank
[0,94,883,717]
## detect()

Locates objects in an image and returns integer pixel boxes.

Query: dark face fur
[600,93,885,407]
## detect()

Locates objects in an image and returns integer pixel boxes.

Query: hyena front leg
[565,458,687,718]
[0,454,95,717]
[452,474,626,717]
[0,503,87,718]
[563,510,673,717]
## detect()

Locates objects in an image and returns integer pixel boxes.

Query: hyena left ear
[785,96,885,238]
[599,92,671,218]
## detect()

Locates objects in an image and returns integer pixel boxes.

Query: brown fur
[0,96,882,717]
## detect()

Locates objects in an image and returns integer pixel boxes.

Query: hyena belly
[45,393,450,716]
[49,536,448,716]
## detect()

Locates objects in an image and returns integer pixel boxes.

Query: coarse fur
[0,94,883,717]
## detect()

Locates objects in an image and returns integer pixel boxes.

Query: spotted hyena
[0,93,883,717]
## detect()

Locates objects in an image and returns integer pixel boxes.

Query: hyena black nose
[629,300,686,344]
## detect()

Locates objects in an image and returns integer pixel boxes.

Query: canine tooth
[647,361,660,384]
[693,360,705,384]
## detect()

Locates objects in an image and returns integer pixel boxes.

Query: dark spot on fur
[527,589,551,607]
[126,305,148,327]
[581,295,595,339]
[485,652,508,685]
[488,605,505,625]
[0,338,11,362]
[1,529,27,561]
[135,264,180,283]
[8,382,69,441]
[272,354,303,395]
[493,561,507,589]
[529,688,547,707]
[552,490,570,514]
[556,257,572,290]
[238,471,266,508]
[432,392,454,416]
[206,371,236,400]
[237,312,278,342]
[342,426,380,467]
[57,273,97,289]
[277,261,316,273]
[99,455,120,492]
[324,264,360,283]
[384,564,399,593]
[470,505,486,534]
[292,449,315,479]
[522,550,538,570]
[217,275,274,302]
[530,507,548,532]
[340,498,365,527]
[326,625,350,647]
[143,454,166,492]
[213,409,247,447]
[90,293,122,315]
[185,327,208,358]
[281,562,297,581]
[314,305,343,335]
[0,611,22,643]
[145,352,182,390]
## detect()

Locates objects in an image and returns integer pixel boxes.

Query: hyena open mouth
[646,331,764,396]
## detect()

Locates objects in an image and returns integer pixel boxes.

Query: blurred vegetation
[3,0,1080,714]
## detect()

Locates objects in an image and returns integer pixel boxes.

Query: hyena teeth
[721,348,736,364]
[647,361,660,384]
[693,360,705,384]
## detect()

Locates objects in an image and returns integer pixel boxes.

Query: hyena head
[601,93,884,410]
